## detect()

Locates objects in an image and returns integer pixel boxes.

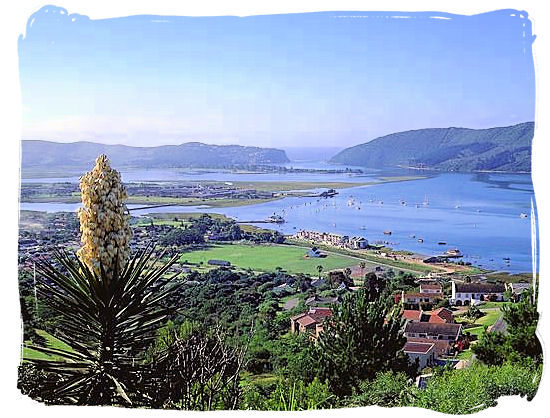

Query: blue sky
[18,6,535,148]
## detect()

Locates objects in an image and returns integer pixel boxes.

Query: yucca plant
[27,247,181,405]
[22,155,182,406]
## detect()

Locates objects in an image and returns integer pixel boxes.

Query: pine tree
[314,288,415,396]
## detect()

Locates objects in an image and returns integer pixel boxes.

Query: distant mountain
[21,141,290,170]
[329,122,534,172]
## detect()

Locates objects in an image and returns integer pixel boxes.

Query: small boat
[383,230,392,235]
[409,234,416,239]
[422,194,429,206]
[438,241,447,245]
[520,213,528,218]
[418,238,424,243]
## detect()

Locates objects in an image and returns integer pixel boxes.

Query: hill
[21,141,290,170]
[329,122,534,172]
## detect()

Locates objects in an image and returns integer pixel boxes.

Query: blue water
[19,169,536,273]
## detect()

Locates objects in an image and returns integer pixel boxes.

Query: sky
[18,6,536,149]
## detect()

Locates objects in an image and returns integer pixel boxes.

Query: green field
[22,329,75,362]
[179,243,360,276]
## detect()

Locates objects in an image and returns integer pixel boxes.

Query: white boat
[520,213,528,218]
[422,194,429,206]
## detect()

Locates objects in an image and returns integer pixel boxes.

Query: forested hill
[21,141,290,170]
[329,122,534,172]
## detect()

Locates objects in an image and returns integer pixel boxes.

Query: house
[401,291,444,309]
[402,310,425,322]
[307,247,322,258]
[404,322,462,342]
[349,236,368,249]
[451,281,506,305]
[407,337,456,357]
[207,259,231,267]
[290,307,333,340]
[403,341,436,370]
[402,308,453,324]
[419,283,443,294]
[428,307,454,324]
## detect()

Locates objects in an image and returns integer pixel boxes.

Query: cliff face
[21,141,290,169]
[329,122,534,172]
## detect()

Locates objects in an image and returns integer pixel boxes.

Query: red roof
[404,341,435,355]
[429,307,454,323]
[407,337,452,356]
[296,315,318,327]
[403,292,444,299]
[420,284,442,291]
[402,310,422,321]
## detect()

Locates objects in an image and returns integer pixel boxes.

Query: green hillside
[329,122,534,172]
[22,140,289,170]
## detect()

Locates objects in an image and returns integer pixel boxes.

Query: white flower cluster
[76,154,132,277]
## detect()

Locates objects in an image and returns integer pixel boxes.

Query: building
[401,291,444,309]
[290,307,333,340]
[404,322,462,342]
[419,283,443,294]
[295,230,367,250]
[349,236,368,249]
[403,341,436,370]
[307,247,322,258]
[207,259,231,267]
[451,281,506,305]
[428,307,454,324]
[401,308,453,324]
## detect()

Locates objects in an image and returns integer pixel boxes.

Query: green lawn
[22,329,75,362]
[179,243,360,276]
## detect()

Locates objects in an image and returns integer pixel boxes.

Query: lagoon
[19,168,536,273]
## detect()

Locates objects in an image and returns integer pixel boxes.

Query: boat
[438,241,447,245]
[268,215,285,223]
[418,238,424,243]
[445,248,462,257]
[383,230,392,235]
[520,213,528,218]
[409,234,416,239]
[422,194,429,206]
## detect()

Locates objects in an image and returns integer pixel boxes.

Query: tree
[473,291,542,365]
[314,288,415,396]
[147,322,247,410]
[348,371,415,407]
[22,155,183,406]
[364,272,387,301]
[316,265,324,279]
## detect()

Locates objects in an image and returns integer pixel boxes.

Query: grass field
[179,243,360,276]
[22,329,74,362]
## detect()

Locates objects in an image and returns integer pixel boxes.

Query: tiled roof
[405,321,462,338]
[455,282,505,293]
[403,292,444,299]
[404,341,435,355]
[402,310,422,321]
[407,337,452,356]
[429,307,454,323]
[420,284,442,290]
